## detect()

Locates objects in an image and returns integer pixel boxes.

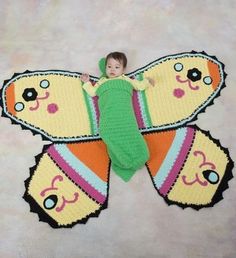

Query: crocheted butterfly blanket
[0,51,234,228]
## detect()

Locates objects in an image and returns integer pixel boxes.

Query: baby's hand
[80,73,90,83]
[146,77,155,87]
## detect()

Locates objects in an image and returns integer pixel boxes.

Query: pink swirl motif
[193,150,216,169]
[182,173,208,186]
[176,75,200,90]
[55,193,80,212]
[40,175,63,197]
[181,150,216,186]
[29,91,50,111]
[40,175,79,212]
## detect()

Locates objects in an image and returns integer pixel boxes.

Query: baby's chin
[107,73,123,78]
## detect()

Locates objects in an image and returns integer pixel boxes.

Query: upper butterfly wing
[129,51,226,132]
[0,70,100,142]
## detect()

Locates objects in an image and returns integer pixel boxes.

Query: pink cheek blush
[47,103,58,114]
[173,88,185,98]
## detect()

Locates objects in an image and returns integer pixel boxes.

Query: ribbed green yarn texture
[96,79,149,181]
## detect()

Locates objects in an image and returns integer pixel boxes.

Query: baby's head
[105,52,127,78]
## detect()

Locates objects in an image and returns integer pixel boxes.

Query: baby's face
[106,58,125,78]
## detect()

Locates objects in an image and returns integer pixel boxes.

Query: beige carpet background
[0,1,236,257]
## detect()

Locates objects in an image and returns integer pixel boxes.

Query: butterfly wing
[129,51,226,132]
[144,126,233,209]
[0,70,99,142]
[23,140,110,227]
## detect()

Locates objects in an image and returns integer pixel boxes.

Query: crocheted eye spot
[14,102,25,112]
[43,195,58,210]
[187,68,202,82]
[202,170,219,184]
[203,76,212,85]
[174,63,183,72]
[22,88,38,102]
[40,79,50,89]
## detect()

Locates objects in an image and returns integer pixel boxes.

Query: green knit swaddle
[96,78,149,181]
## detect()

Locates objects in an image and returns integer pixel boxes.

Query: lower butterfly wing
[144,126,233,209]
[23,140,110,228]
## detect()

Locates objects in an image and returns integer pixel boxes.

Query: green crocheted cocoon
[97,79,149,181]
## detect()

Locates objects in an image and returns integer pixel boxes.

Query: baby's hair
[105,52,127,68]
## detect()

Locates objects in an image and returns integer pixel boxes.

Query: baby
[80,52,155,181]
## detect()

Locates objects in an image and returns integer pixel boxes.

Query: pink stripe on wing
[132,91,145,128]
[159,127,195,196]
[47,145,106,204]
[92,96,100,124]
